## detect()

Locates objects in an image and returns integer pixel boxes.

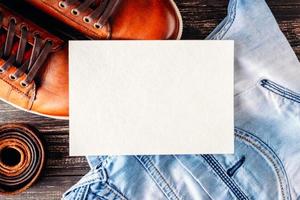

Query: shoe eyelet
[9,74,17,81]
[83,16,91,23]
[46,39,53,45]
[9,17,17,24]
[58,1,67,8]
[20,81,29,88]
[94,23,101,29]
[71,9,79,16]
[0,68,6,74]
[33,31,41,38]
[20,24,29,32]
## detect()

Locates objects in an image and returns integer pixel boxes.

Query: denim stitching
[173,156,215,200]
[97,156,108,166]
[209,0,237,40]
[82,185,90,200]
[135,155,181,200]
[65,169,127,200]
[261,79,300,98]
[235,128,291,200]
[62,168,107,199]
[236,129,290,200]
[63,177,102,198]
[71,188,80,200]
[89,183,127,200]
[260,79,300,103]
[104,184,128,200]
[93,183,127,200]
[75,185,88,200]
[201,155,249,200]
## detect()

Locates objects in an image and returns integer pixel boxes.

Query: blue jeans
[63,0,300,199]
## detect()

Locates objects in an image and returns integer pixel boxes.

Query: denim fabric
[63,0,300,199]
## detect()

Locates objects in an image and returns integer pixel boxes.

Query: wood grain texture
[1,0,299,199]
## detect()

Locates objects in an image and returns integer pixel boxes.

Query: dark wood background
[1,0,299,199]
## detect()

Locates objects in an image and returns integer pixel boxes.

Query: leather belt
[0,124,45,195]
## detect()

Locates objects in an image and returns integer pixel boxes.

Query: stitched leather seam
[0,77,32,98]
[0,78,34,109]
[27,83,36,110]
[0,78,32,107]
[6,86,12,100]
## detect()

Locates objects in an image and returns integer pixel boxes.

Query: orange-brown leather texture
[0,47,69,117]
[26,0,181,40]
[0,124,45,195]
[0,4,69,118]
[0,5,64,50]
[31,47,69,117]
[0,62,36,109]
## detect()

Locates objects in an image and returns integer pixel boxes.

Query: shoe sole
[170,0,183,40]
[0,97,69,120]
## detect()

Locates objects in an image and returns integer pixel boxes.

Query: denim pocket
[207,126,292,200]
[231,78,300,200]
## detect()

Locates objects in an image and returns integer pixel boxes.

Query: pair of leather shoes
[0,0,183,119]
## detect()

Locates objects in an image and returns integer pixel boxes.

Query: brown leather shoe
[25,0,183,40]
[0,4,69,119]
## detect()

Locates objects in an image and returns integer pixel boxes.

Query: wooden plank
[1,176,83,200]
[0,0,299,199]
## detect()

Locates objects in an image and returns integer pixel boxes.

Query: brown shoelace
[59,0,120,29]
[0,13,53,87]
[0,124,45,195]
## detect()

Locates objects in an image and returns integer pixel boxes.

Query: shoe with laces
[26,0,183,40]
[0,4,68,119]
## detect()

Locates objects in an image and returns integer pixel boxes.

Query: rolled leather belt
[0,124,45,195]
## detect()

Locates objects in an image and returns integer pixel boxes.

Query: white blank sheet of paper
[69,40,234,156]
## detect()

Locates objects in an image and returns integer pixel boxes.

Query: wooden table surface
[1,0,299,199]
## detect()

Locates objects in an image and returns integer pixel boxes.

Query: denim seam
[74,185,88,200]
[100,183,128,200]
[65,172,128,200]
[90,156,110,169]
[87,182,128,200]
[62,167,107,199]
[87,167,128,200]
[260,79,300,103]
[71,188,80,200]
[235,128,291,200]
[135,155,181,200]
[82,185,89,200]
[63,176,103,197]
[209,0,237,40]
[97,156,108,166]
[173,156,215,200]
[201,155,249,200]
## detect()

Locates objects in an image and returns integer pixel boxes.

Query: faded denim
[63,0,300,199]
